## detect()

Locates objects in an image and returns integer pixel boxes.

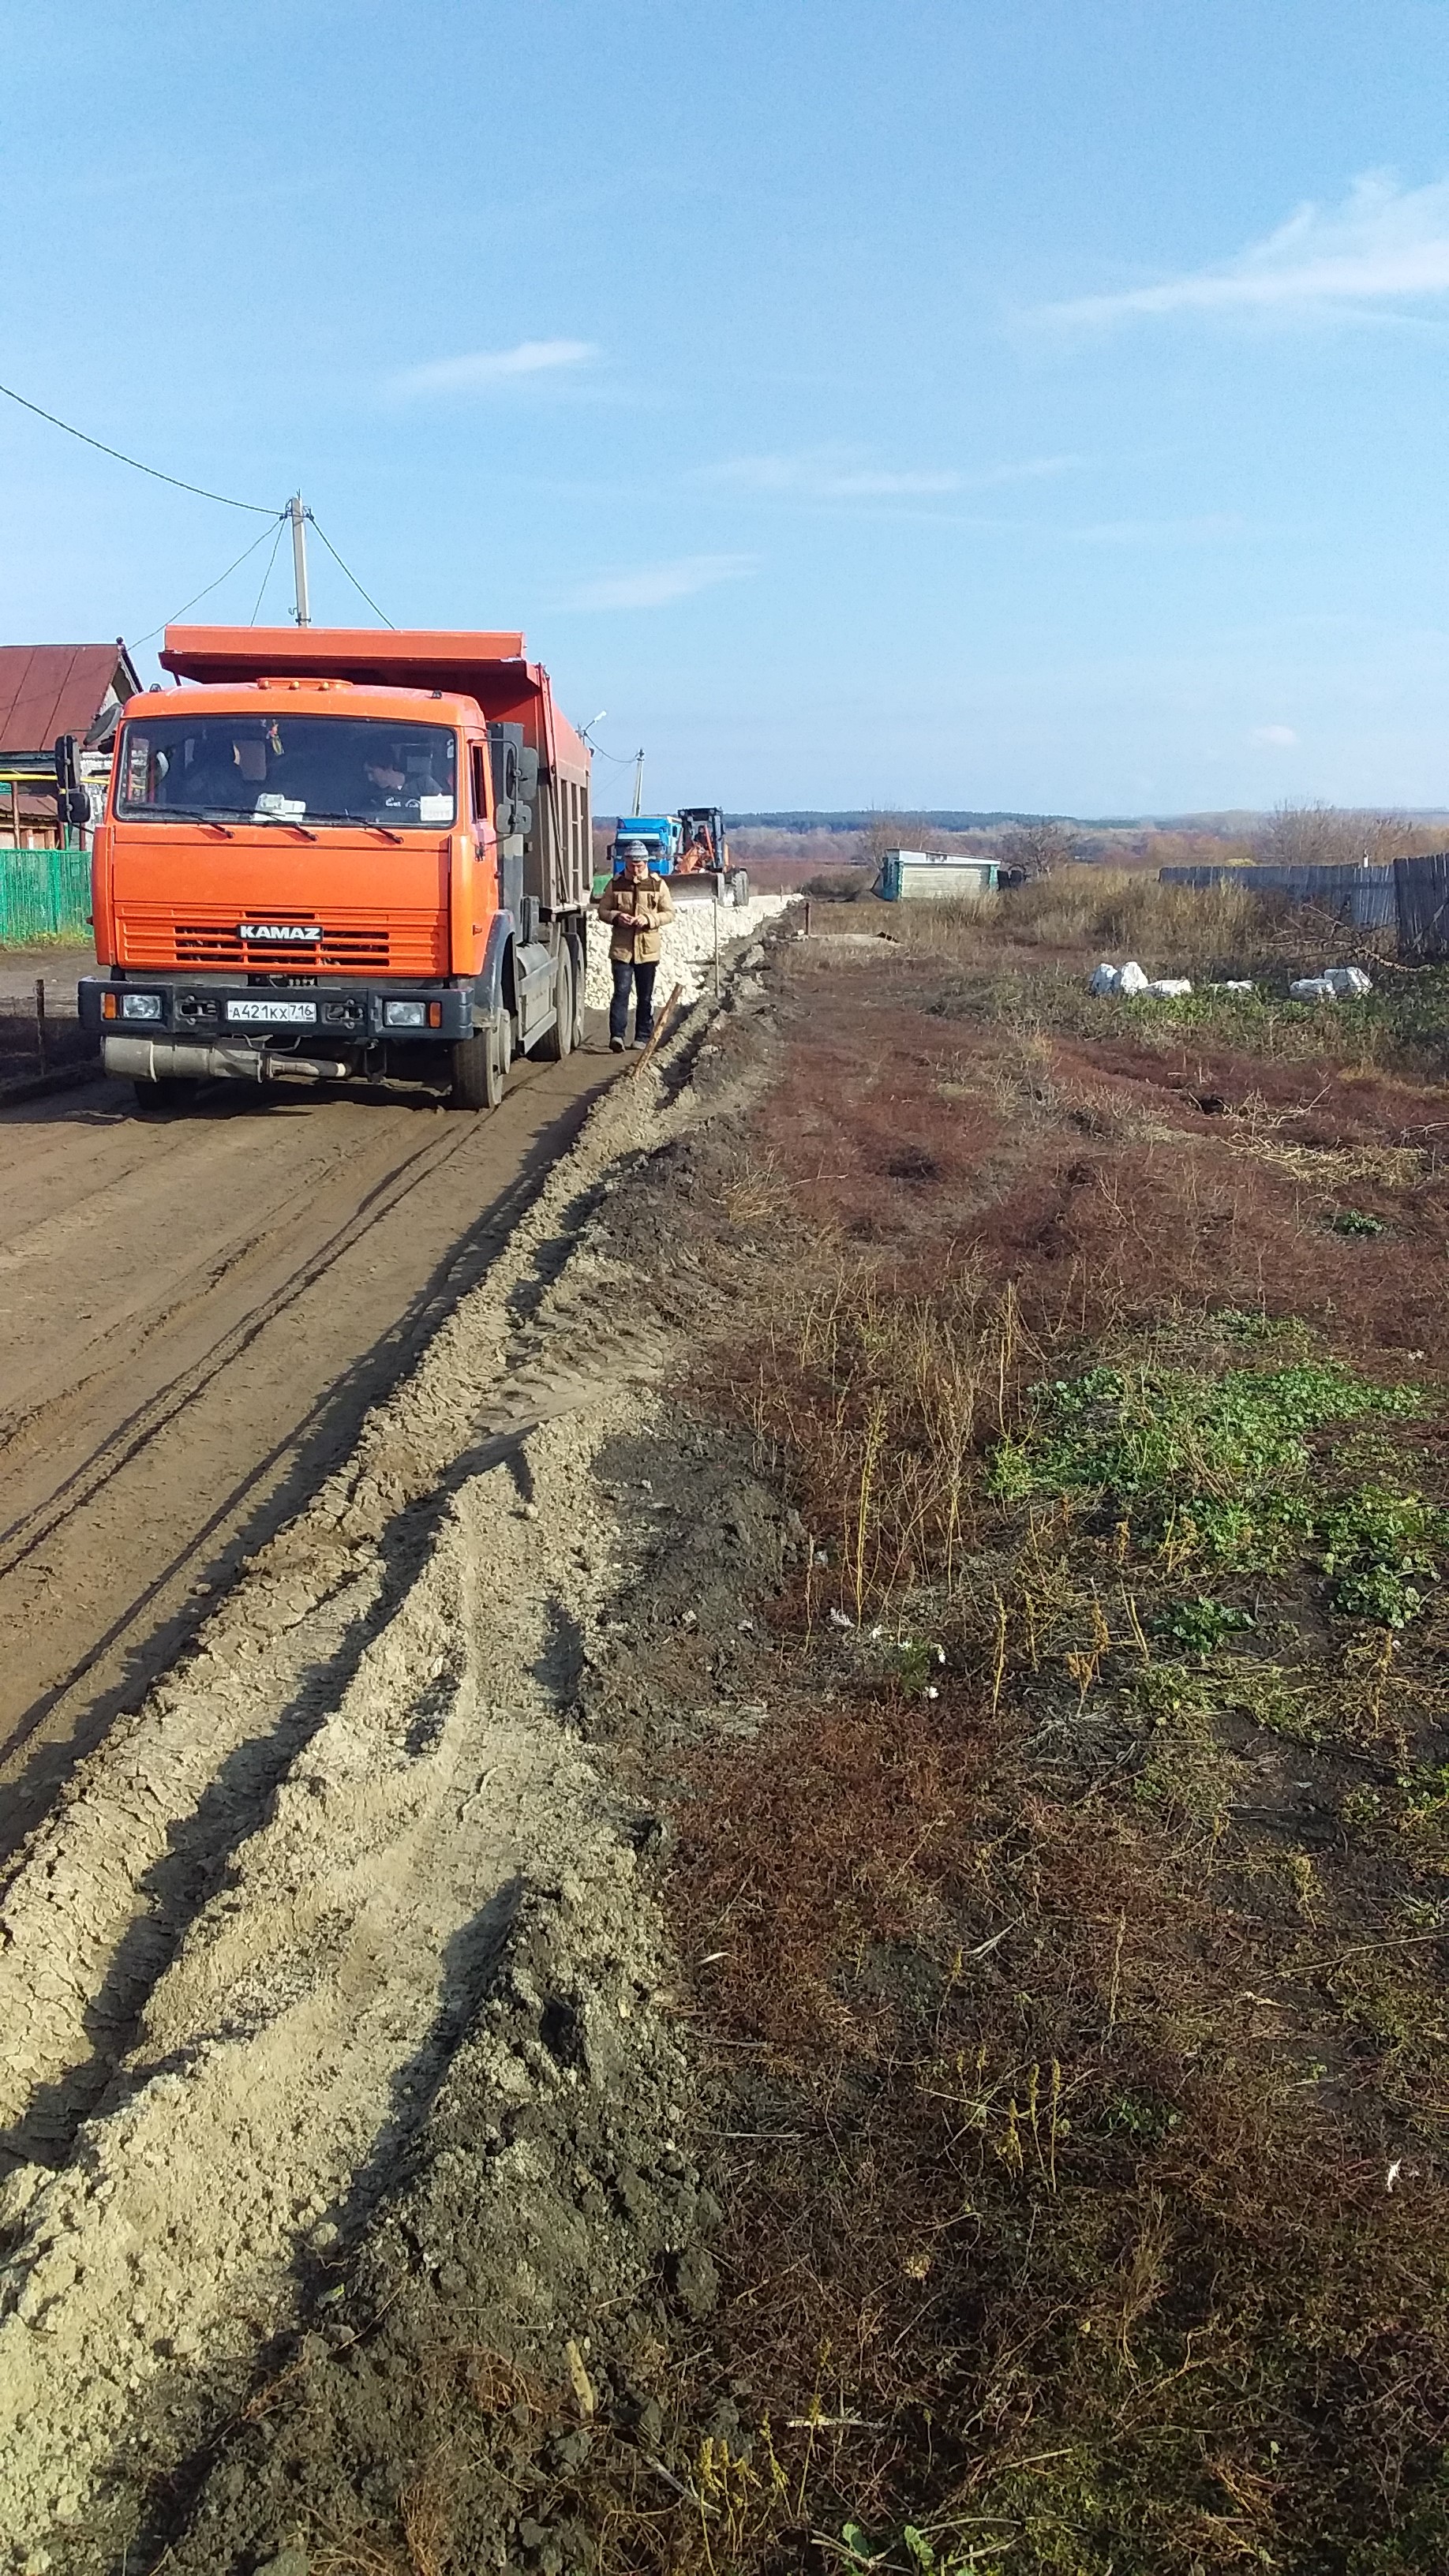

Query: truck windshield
[116,715,458,827]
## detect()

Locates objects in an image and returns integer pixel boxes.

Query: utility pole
[631,747,645,816]
[289,494,311,627]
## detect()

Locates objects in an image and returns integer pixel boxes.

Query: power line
[130,516,286,648]
[0,377,277,514]
[308,515,395,628]
[249,515,289,623]
[2,373,399,637]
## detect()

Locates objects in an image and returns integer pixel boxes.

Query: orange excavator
[665,806,751,908]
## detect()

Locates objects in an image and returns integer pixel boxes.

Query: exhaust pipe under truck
[78,625,593,1113]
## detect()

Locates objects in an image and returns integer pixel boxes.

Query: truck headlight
[122,992,163,1021]
[383,998,428,1028]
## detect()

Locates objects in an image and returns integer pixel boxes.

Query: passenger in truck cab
[360,742,444,818]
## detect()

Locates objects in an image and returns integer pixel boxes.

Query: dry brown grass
[628,920,1449,2575]
[898,863,1414,984]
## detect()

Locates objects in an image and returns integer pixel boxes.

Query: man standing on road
[598,841,675,1053]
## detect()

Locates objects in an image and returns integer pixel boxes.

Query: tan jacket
[598,873,675,964]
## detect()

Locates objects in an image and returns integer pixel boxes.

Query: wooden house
[0,642,141,847]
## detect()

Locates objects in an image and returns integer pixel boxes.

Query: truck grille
[116,910,445,975]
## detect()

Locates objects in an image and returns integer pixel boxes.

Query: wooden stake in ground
[35,977,47,1074]
[627,979,684,1080]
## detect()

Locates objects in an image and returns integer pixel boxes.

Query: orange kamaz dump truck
[78,625,593,1112]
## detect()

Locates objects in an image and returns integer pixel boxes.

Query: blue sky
[7,0,1449,814]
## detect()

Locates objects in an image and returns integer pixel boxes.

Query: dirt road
[0,1052,615,1858]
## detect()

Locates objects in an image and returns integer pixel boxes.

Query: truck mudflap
[103,1036,351,1084]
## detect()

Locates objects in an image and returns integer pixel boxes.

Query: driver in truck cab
[169,726,275,811]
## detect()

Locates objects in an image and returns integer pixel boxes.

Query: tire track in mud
[0,983,773,2563]
[0,1111,491,1574]
[0,927,788,2567]
[0,1404,646,2558]
[0,1110,462,1470]
[0,1116,668,2160]
[0,1056,613,1863]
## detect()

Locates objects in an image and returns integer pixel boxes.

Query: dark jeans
[609,956,657,1043]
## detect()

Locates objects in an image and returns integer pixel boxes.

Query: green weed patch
[1148,1595,1255,1657]
[990,1350,1434,1619]
[1320,1487,1447,1627]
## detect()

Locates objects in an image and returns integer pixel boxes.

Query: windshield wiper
[305,811,406,844]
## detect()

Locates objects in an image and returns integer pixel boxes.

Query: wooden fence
[1161,856,1449,958]
[1395,855,1449,960]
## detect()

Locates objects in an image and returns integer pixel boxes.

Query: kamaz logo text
[238,923,323,942]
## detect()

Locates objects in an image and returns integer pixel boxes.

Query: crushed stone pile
[584,891,791,1012]
[1089,960,1193,1000]
[1290,965,1374,1002]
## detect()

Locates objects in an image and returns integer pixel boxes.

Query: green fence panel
[0,847,92,944]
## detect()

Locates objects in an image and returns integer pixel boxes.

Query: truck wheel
[538,942,575,1061]
[133,1076,197,1116]
[732,870,751,908]
[449,1014,511,1110]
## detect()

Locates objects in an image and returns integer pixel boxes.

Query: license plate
[227,998,317,1024]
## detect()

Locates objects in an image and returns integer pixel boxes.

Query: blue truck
[608,814,681,875]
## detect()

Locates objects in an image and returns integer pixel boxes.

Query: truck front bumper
[79,975,475,1050]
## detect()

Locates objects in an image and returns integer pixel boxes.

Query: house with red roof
[0,641,141,848]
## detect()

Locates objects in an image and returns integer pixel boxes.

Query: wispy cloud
[1072,514,1245,545]
[1039,173,1449,328]
[697,449,1078,502]
[389,339,597,398]
[1250,724,1299,748]
[562,554,757,612]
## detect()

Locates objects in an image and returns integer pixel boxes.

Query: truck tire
[133,1076,198,1116]
[732,870,751,908]
[567,931,587,1046]
[537,942,575,1061]
[449,1013,511,1110]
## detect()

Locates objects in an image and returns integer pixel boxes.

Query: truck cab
[608,815,680,876]
[78,627,593,1112]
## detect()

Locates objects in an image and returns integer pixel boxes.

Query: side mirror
[516,747,539,800]
[65,787,89,829]
[54,733,80,792]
